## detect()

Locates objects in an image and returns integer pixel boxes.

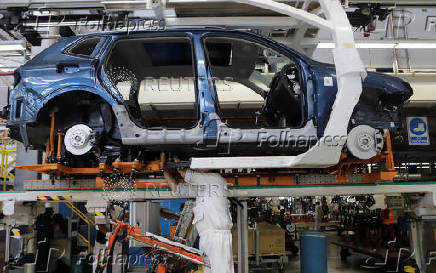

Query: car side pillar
[191,34,220,145]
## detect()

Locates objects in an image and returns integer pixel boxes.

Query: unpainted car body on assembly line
[4,29,413,169]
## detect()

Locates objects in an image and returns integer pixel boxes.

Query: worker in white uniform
[164,157,235,273]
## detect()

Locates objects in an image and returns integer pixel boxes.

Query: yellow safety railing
[0,129,16,191]
[77,232,91,249]
[64,201,95,253]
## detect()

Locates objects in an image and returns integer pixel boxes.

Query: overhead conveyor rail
[0,181,435,202]
[2,0,435,9]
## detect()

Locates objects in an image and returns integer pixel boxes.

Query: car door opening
[104,36,198,129]
[204,36,305,129]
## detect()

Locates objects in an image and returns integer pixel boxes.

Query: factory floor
[284,233,377,273]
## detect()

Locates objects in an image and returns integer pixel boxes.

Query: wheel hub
[71,131,87,147]
[356,132,373,151]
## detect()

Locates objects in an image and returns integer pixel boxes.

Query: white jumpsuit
[177,170,235,273]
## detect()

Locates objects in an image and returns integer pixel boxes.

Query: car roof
[89,27,247,37]
[22,28,311,69]
[81,28,312,62]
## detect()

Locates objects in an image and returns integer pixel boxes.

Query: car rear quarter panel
[10,51,117,124]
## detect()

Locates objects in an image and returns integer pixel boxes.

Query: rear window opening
[105,37,198,129]
[15,99,23,119]
[67,37,101,57]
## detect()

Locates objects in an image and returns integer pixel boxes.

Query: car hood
[364,71,413,98]
[309,62,413,99]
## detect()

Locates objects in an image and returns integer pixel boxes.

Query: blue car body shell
[5,29,413,149]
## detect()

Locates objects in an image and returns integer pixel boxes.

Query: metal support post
[5,224,10,271]
[255,227,260,266]
[237,199,248,273]
[409,220,424,272]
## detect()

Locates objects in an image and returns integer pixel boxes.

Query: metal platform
[0,181,435,202]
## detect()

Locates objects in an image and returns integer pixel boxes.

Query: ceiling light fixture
[317,41,436,49]
[0,42,26,52]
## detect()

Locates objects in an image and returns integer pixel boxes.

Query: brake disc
[346,125,384,160]
[64,124,95,155]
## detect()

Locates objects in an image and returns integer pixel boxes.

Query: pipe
[49,113,55,159]
[0,72,13,76]
[56,132,63,160]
